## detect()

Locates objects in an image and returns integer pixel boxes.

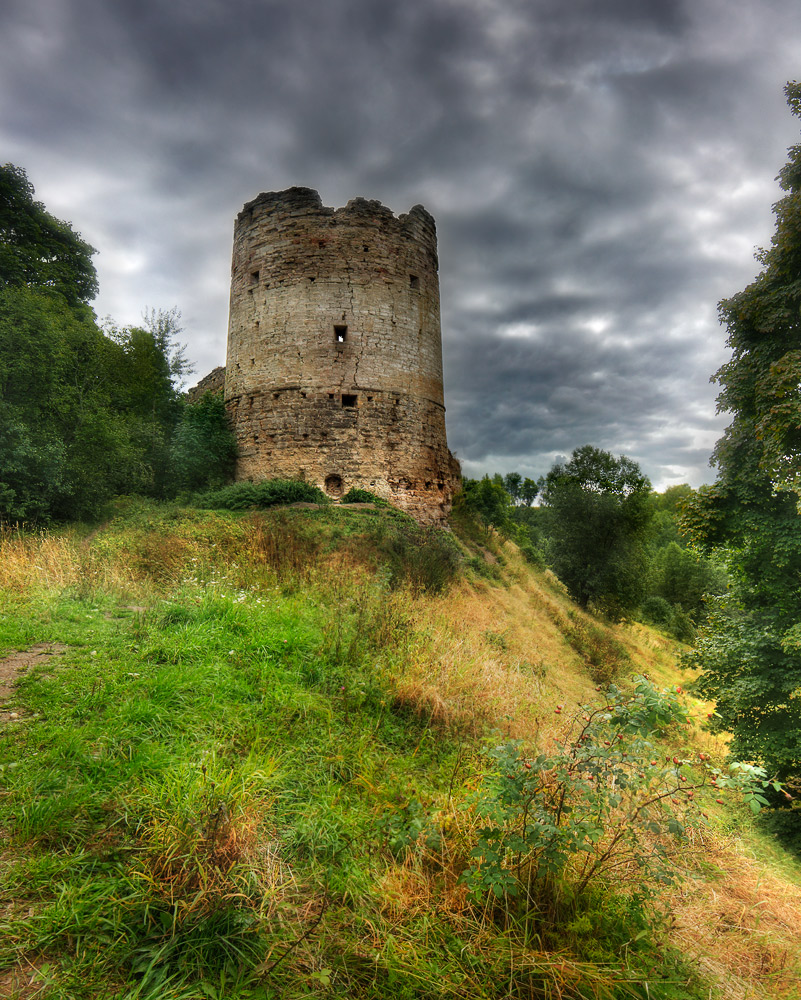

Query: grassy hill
[1,502,800,999]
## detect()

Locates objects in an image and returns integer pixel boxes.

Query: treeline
[681,84,801,809]
[460,447,726,641]
[0,164,236,522]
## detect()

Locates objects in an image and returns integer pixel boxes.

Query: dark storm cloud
[2,0,801,488]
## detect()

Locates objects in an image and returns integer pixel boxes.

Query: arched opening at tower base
[324,474,343,498]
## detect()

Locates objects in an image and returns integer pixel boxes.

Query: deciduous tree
[540,445,652,618]
[682,82,801,787]
[0,163,97,305]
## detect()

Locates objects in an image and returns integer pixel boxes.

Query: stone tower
[224,187,459,523]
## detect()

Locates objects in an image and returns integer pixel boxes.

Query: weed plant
[552,608,632,683]
[339,487,385,505]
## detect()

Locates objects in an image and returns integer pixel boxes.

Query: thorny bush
[464,677,782,909]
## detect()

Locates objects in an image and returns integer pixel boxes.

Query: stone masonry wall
[186,365,225,402]
[224,187,459,523]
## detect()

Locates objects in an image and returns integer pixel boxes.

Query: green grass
[0,505,770,998]
[0,511,474,998]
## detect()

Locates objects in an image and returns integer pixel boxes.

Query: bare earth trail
[0,644,67,725]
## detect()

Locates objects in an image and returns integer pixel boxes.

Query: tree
[170,392,237,492]
[503,472,522,504]
[637,486,728,639]
[681,82,801,787]
[0,164,97,306]
[460,475,513,536]
[102,309,192,497]
[520,477,540,507]
[0,164,199,520]
[540,445,652,617]
[0,286,161,520]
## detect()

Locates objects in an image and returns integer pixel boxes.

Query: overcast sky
[3,0,801,489]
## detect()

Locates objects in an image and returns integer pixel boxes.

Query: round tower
[224,187,459,523]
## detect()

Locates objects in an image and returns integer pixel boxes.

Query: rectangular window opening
[409,274,419,289]
[251,270,260,284]
[334,324,348,343]
[342,394,358,408]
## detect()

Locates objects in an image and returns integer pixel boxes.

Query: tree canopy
[540,445,652,617]
[0,163,98,306]
[682,82,801,788]
[0,165,235,522]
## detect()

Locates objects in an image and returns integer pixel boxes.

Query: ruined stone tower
[224,187,459,523]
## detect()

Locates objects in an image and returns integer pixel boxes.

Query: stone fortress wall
[224,187,459,523]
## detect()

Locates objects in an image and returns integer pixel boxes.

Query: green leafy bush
[464,678,781,911]
[340,486,385,504]
[640,597,696,643]
[517,537,545,568]
[561,610,631,683]
[640,595,673,627]
[191,478,329,510]
[170,392,237,492]
[667,605,696,644]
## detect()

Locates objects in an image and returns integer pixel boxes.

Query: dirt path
[0,643,67,723]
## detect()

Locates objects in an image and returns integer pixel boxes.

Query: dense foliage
[0,162,97,305]
[0,165,236,522]
[171,391,238,492]
[681,83,801,790]
[462,464,720,635]
[192,478,329,510]
[539,446,653,617]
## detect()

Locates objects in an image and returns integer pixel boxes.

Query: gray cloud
[3,0,801,490]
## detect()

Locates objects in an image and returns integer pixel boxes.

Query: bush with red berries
[463,677,782,908]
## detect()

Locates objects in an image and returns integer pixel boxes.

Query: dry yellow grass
[401,539,801,998]
[669,832,801,998]
[0,525,146,598]
[4,514,801,997]
[394,542,621,739]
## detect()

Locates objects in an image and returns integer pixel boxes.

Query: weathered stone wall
[186,365,225,402]
[224,187,459,523]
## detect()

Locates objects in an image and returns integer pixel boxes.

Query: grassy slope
[0,504,800,999]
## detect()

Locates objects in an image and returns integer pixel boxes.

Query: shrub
[667,605,696,643]
[517,538,545,568]
[561,610,631,683]
[340,486,385,504]
[170,391,237,492]
[640,595,673,626]
[382,524,463,594]
[463,678,782,915]
[640,597,696,643]
[191,479,329,510]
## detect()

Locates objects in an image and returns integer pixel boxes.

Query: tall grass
[0,506,798,998]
